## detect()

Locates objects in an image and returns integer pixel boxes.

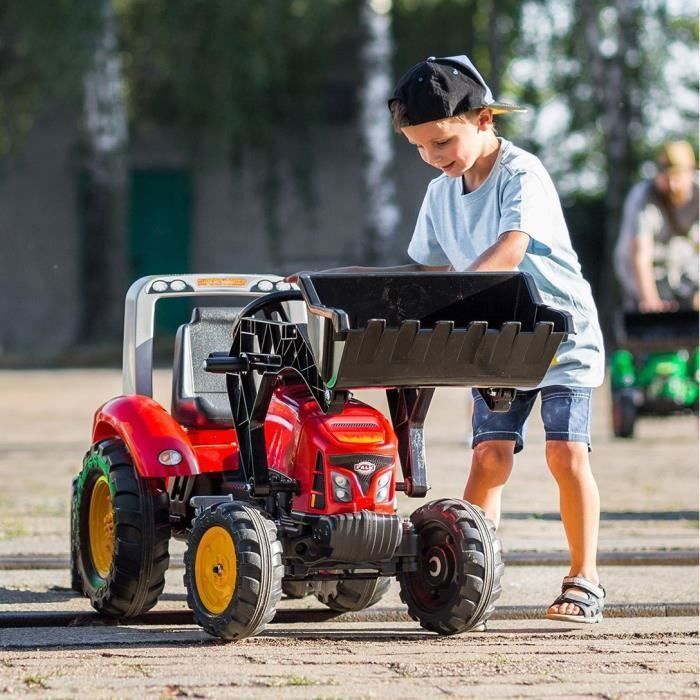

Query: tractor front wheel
[399,498,503,635]
[184,503,283,640]
[72,438,170,616]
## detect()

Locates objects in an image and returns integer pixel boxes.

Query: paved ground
[1,619,697,699]
[0,370,698,698]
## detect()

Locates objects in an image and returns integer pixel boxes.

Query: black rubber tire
[612,390,636,438]
[73,438,170,617]
[69,477,83,594]
[282,580,315,599]
[185,503,283,640]
[315,577,392,612]
[398,498,503,635]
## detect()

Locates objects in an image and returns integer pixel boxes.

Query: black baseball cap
[388,55,525,127]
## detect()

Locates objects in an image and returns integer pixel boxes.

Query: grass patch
[284,675,316,686]
[0,522,28,539]
[23,674,48,689]
[29,503,67,517]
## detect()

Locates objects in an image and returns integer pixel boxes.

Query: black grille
[328,454,393,495]
[311,452,326,509]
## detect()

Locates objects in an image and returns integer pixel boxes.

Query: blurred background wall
[0,0,697,363]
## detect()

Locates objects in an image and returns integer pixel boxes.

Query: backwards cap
[388,55,525,127]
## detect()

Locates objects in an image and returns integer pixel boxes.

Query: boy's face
[401,112,490,177]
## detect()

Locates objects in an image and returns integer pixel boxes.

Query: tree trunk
[360,0,401,266]
[80,0,129,344]
[578,0,641,340]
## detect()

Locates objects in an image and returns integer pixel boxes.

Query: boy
[290,55,606,623]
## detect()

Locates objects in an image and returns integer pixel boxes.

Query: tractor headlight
[331,471,352,502]
[376,471,392,489]
[375,470,392,503]
[158,449,183,466]
[170,279,187,292]
[257,280,274,292]
[275,280,292,291]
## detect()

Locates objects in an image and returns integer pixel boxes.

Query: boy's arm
[285,263,451,283]
[467,230,530,272]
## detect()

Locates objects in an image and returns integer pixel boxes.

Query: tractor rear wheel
[612,390,636,438]
[70,478,83,594]
[185,503,283,640]
[315,577,391,612]
[73,438,170,616]
[398,498,503,635]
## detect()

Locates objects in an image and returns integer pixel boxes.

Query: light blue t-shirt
[408,138,605,388]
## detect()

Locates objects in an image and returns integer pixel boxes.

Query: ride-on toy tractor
[71,272,571,640]
[610,310,699,438]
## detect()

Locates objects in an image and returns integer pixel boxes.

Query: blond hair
[389,103,496,135]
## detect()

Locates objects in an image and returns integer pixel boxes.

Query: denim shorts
[471,385,594,454]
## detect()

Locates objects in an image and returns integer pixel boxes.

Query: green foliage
[0,0,101,156]
[116,0,358,158]
[1,0,694,274]
[392,0,523,93]
[513,0,698,193]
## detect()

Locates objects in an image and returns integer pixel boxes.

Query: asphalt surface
[0,370,698,698]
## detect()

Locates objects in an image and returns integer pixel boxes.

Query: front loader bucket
[298,272,573,390]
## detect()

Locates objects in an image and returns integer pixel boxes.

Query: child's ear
[477,109,494,131]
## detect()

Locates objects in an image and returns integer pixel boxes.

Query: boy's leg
[464,389,539,527]
[539,386,601,618]
[546,441,600,616]
[463,440,514,527]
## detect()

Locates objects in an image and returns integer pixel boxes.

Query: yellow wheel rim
[195,525,237,614]
[88,476,114,578]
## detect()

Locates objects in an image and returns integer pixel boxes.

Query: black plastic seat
[171,307,240,428]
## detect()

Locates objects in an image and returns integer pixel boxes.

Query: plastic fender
[92,395,200,478]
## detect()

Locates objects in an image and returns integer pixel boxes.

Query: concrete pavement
[0,370,698,698]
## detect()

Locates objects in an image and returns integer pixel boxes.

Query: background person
[614,141,699,312]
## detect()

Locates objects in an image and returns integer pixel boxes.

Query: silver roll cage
[122,273,305,396]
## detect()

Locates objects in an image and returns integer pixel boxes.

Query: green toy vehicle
[610,310,699,438]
